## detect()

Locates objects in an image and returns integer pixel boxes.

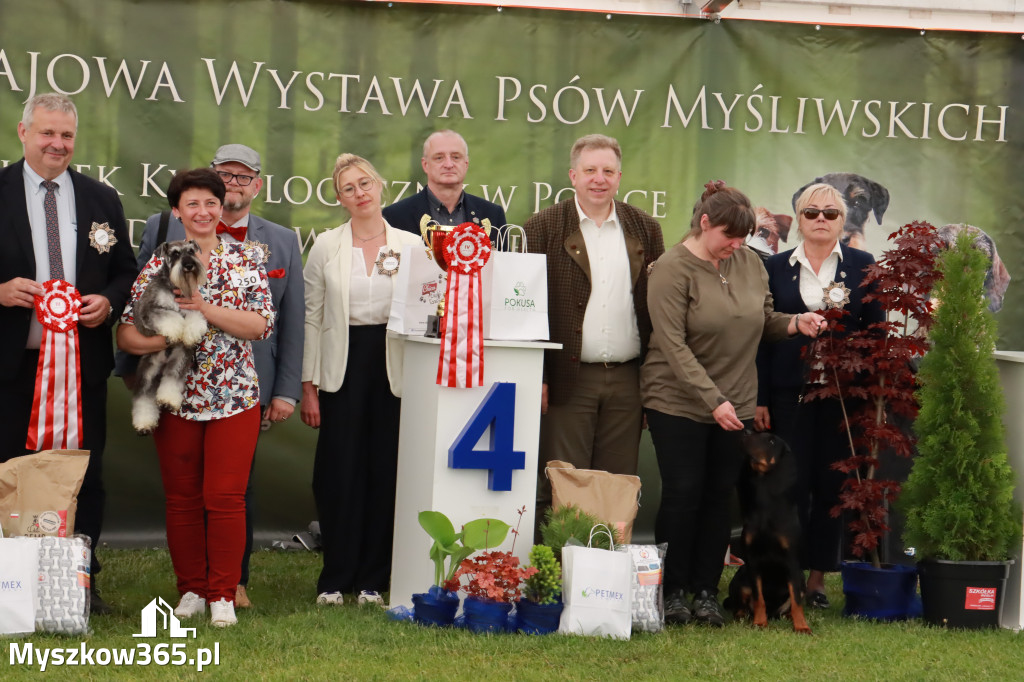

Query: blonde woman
[300,154,421,606]
[755,183,884,609]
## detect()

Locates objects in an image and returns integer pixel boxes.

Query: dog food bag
[0,450,89,538]
[616,543,666,633]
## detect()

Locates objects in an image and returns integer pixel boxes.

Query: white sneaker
[316,591,344,605]
[209,598,237,627]
[357,590,384,607]
[173,592,206,618]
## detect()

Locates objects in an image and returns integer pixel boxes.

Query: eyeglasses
[801,208,842,221]
[338,176,376,198]
[214,170,258,186]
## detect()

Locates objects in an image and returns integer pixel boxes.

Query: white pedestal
[388,333,559,609]
[994,351,1024,630]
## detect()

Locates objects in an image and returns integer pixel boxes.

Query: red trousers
[154,407,259,603]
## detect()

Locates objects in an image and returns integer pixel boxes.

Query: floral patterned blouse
[121,240,276,421]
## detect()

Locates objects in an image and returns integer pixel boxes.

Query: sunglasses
[802,208,842,220]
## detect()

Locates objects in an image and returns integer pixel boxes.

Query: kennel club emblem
[27,279,83,450]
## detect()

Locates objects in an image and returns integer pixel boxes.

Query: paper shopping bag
[546,461,642,542]
[559,543,633,639]
[0,537,40,635]
[387,244,446,336]
[481,252,549,341]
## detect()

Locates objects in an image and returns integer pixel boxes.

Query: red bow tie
[216,222,247,242]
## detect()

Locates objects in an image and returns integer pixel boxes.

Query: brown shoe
[235,585,252,609]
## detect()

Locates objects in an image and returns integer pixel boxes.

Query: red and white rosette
[27,279,83,450]
[437,222,492,388]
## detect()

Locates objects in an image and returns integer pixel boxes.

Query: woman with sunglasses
[754,182,884,609]
[641,181,827,627]
[300,154,421,606]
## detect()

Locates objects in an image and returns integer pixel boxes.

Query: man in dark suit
[382,130,507,243]
[524,134,664,518]
[0,93,137,612]
[135,144,304,609]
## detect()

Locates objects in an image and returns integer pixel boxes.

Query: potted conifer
[899,228,1022,628]
[806,221,942,620]
[515,544,563,634]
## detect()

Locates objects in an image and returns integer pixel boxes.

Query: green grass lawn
[3,548,1022,681]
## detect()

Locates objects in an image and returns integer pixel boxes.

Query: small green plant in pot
[516,544,564,634]
[900,227,1023,628]
[412,510,510,627]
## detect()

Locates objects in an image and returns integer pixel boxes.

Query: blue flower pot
[515,598,563,635]
[412,587,459,627]
[463,596,513,633]
[841,561,922,621]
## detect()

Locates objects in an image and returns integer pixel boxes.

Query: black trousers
[0,349,106,578]
[646,408,748,596]
[313,325,400,595]
[768,387,848,572]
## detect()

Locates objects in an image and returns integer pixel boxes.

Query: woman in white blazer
[300,153,421,606]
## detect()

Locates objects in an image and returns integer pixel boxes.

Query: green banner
[1,1,1021,536]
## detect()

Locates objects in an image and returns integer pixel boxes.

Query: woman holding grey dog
[754,183,883,609]
[300,153,421,607]
[641,181,826,627]
[117,168,274,628]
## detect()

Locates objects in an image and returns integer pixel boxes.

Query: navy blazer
[134,212,305,405]
[382,187,507,246]
[0,160,137,385]
[756,244,883,403]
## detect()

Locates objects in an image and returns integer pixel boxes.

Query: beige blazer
[302,219,422,394]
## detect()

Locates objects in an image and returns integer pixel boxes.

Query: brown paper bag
[545,460,641,542]
[0,450,90,538]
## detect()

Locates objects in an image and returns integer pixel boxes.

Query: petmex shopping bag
[0,537,39,635]
[559,525,633,639]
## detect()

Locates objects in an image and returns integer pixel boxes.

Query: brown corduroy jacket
[525,198,665,406]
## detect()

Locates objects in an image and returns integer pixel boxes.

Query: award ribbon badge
[27,279,84,450]
[437,222,492,388]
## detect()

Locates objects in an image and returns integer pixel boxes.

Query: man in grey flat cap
[134,144,304,608]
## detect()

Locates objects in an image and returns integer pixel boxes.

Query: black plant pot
[917,558,1012,629]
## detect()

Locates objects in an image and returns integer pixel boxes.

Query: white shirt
[789,240,843,312]
[23,164,77,349]
[575,197,641,363]
[349,246,395,326]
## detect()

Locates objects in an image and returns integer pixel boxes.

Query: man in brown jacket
[525,134,664,519]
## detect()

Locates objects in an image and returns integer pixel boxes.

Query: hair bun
[701,179,726,201]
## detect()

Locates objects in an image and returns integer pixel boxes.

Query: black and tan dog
[726,430,811,634]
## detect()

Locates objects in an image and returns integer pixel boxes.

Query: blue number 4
[448,383,526,491]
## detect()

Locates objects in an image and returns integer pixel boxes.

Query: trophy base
[424,314,441,338]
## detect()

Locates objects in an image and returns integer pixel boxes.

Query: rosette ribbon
[27,279,83,450]
[437,222,492,388]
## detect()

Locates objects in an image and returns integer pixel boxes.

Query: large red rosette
[437,222,492,388]
[27,279,83,450]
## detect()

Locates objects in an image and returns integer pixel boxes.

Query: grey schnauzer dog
[132,240,208,434]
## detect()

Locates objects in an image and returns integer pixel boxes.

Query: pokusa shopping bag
[559,526,633,639]
[481,251,549,341]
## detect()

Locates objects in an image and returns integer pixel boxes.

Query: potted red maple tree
[450,506,537,633]
[805,220,943,620]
